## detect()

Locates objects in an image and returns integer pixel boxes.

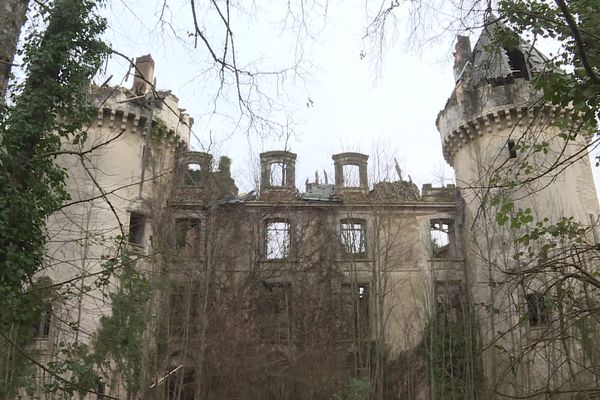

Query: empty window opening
[184,163,202,186]
[270,162,286,187]
[435,281,463,323]
[266,221,290,260]
[341,283,370,341]
[505,48,530,80]
[96,380,106,399]
[34,303,52,338]
[430,220,454,258]
[507,140,517,159]
[166,367,195,400]
[341,220,366,256]
[342,164,361,187]
[128,212,145,246]
[526,292,549,327]
[175,219,201,257]
[258,282,292,342]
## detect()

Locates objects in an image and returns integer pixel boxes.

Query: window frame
[525,292,550,327]
[340,218,367,258]
[174,218,202,258]
[128,212,145,246]
[264,219,292,260]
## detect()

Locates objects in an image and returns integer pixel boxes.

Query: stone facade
[30,21,600,400]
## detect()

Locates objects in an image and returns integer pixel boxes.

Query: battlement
[89,55,193,146]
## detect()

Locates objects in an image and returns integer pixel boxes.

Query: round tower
[437,23,599,223]
[43,55,192,354]
[436,21,600,397]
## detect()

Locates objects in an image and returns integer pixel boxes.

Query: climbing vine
[0,0,108,396]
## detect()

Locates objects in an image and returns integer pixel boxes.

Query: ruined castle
[33,22,600,400]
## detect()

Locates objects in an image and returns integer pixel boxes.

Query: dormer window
[259,151,297,193]
[185,163,202,186]
[505,48,530,80]
[342,164,360,188]
[270,162,286,187]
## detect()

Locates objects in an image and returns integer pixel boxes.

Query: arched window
[505,47,530,80]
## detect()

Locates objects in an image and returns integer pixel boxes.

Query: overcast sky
[97,1,600,195]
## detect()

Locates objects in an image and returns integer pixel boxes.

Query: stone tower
[437,20,600,397]
[40,55,192,393]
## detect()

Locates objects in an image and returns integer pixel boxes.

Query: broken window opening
[184,163,202,186]
[430,220,454,259]
[342,164,361,188]
[341,283,370,341]
[526,292,549,327]
[434,281,463,324]
[128,212,145,246]
[265,220,290,260]
[270,162,286,187]
[166,367,195,400]
[175,219,201,258]
[507,139,517,159]
[340,219,366,257]
[505,48,530,80]
[258,282,292,342]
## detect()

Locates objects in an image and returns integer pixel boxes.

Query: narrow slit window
[175,219,201,257]
[34,303,52,338]
[270,162,286,187]
[340,220,366,256]
[507,140,517,159]
[342,164,360,188]
[341,283,370,340]
[128,212,145,246]
[266,221,290,260]
[184,163,202,186]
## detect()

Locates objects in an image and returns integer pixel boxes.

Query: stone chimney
[132,54,155,95]
[453,36,472,82]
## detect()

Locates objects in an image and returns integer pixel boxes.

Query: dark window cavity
[505,48,530,80]
[128,212,145,246]
[258,282,292,342]
[526,292,549,327]
[507,139,517,159]
[175,219,201,257]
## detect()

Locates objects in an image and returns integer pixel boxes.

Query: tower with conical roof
[437,19,600,397]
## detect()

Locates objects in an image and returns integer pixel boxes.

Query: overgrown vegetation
[0,0,108,395]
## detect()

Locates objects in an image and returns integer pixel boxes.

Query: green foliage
[0,277,55,398]
[0,0,108,396]
[0,0,108,305]
[498,0,600,135]
[426,318,473,400]
[93,250,152,396]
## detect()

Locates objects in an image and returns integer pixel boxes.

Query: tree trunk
[0,0,29,100]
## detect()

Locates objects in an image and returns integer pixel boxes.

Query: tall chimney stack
[132,54,155,95]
